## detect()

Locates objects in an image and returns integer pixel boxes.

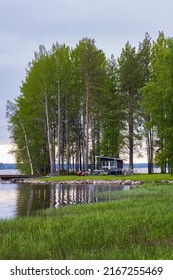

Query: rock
[131,181,142,185]
[124,180,132,185]
[113,180,123,185]
[10,178,144,186]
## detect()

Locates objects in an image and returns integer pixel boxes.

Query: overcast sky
[0,0,173,163]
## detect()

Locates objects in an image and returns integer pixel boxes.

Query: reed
[0,183,173,259]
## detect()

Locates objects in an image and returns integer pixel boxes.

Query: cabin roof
[96,156,123,161]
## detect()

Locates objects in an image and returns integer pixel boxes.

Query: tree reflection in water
[0,183,129,219]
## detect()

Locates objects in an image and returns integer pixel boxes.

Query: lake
[0,182,130,219]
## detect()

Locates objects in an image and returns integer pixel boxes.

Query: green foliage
[6,32,173,175]
[7,38,121,175]
[142,32,173,173]
[100,56,124,157]
[117,42,144,168]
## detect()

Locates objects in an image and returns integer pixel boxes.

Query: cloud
[0,144,15,163]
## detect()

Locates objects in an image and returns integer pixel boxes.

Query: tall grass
[1,183,173,259]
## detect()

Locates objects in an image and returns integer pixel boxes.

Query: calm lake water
[0,183,130,219]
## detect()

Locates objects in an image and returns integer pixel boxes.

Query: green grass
[38,173,173,182]
[1,183,173,259]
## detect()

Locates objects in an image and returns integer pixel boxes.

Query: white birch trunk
[44,91,54,175]
[57,80,61,175]
[19,119,34,175]
[85,84,89,170]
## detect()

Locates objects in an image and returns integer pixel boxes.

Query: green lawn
[38,173,173,182]
[1,183,173,259]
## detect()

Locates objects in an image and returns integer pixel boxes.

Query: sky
[0,0,173,163]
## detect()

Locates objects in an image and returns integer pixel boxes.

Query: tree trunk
[85,83,89,170]
[66,97,70,175]
[57,80,61,175]
[82,109,85,170]
[128,94,134,172]
[19,119,34,175]
[44,91,55,175]
[75,122,80,172]
[147,128,154,174]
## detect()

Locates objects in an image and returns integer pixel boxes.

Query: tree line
[6,33,173,175]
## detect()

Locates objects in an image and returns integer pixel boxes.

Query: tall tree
[100,55,124,158]
[142,32,173,173]
[138,33,153,173]
[6,100,34,175]
[51,43,72,174]
[72,38,106,170]
[118,42,143,170]
[27,45,57,175]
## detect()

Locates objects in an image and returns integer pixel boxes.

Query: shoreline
[13,178,144,188]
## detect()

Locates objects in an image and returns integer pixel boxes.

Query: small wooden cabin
[95,156,123,175]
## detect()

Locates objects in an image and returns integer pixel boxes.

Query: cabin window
[102,161,107,167]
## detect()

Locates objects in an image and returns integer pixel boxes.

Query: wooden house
[94,156,123,175]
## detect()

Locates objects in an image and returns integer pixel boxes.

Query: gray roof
[96,156,123,161]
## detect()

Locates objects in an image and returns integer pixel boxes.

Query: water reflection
[0,183,129,219]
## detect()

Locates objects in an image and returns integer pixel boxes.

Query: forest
[6,32,173,175]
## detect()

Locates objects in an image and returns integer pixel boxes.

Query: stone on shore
[13,178,144,188]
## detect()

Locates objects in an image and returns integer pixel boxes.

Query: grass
[38,173,173,182]
[1,183,173,259]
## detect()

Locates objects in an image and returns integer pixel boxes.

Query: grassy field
[1,183,173,259]
[38,173,173,182]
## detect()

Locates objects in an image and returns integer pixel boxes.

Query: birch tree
[6,100,34,175]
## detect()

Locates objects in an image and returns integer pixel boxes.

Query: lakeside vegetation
[1,181,173,260]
